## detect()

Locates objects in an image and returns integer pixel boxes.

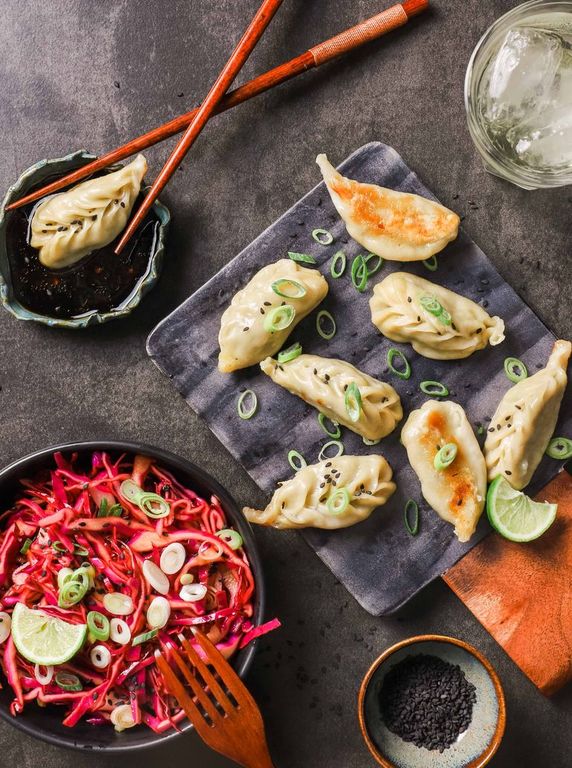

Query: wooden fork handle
[308,0,428,66]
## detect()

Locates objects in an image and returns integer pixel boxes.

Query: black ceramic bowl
[0,440,265,752]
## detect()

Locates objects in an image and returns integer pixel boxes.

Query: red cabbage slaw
[0,451,275,733]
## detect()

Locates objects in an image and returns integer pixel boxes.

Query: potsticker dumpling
[316,154,459,261]
[370,272,505,360]
[243,455,396,529]
[30,154,148,269]
[218,259,328,373]
[401,400,487,542]
[260,354,402,440]
[484,340,571,489]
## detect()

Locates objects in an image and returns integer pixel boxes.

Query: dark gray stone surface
[0,0,570,766]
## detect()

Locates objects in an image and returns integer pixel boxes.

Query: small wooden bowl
[358,635,506,768]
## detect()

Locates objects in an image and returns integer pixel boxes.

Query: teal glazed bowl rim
[0,440,265,752]
[0,151,170,328]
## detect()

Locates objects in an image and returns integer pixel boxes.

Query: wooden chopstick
[114,0,284,254]
[6,0,428,214]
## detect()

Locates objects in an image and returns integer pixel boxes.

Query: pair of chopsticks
[8,0,430,254]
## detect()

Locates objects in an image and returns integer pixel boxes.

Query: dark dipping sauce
[6,192,160,318]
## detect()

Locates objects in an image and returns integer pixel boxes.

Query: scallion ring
[288,449,307,472]
[330,250,346,278]
[73,544,89,557]
[90,645,111,670]
[139,493,170,519]
[237,389,258,420]
[263,304,296,334]
[20,538,33,555]
[318,440,344,462]
[546,437,572,460]
[55,672,83,692]
[420,296,443,315]
[345,382,362,422]
[420,380,449,397]
[404,499,419,535]
[271,278,307,299]
[277,342,302,364]
[316,310,336,340]
[326,487,351,516]
[52,541,68,554]
[179,584,208,603]
[0,613,10,644]
[103,592,134,616]
[87,611,110,642]
[58,571,89,608]
[197,540,224,562]
[288,251,316,264]
[216,529,243,550]
[363,436,381,446]
[387,348,411,380]
[318,413,341,439]
[132,629,159,647]
[109,618,131,645]
[312,228,334,245]
[351,254,367,292]
[120,479,145,504]
[434,443,458,470]
[364,253,384,276]
[423,256,438,272]
[57,567,74,590]
[34,664,54,686]
[504,357,528,383]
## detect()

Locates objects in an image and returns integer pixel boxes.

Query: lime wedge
[11,603,87,665]
[486,476,557,542]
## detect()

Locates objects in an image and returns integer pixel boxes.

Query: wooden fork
[155,630,275,768]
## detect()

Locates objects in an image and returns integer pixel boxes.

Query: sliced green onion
[351,255,367,292]
[216,529,243,550]
[318,413,341,439]
[57,567,74,590]
[434,443,458,470]
[20,538,33,555]
[73,544,89,557]
[345,382,362,422]
[263,304,296,333]
[288,251,316,264]
[420,380,449,397]
[132,629,159,647]
[387,348,411,380]
[330,250,347,278]
[326,487,351,516]
[97,498,109,517]
[55,672,83,692]
[318,440,344,461]
[363,436,381,446]
[103,592,134,616]
[108,504,123,517]
[404,499,419,535]
[58,571,89,608]
[237,389,258,420]
[271,278,307,299]
[120,479,145,504]
[316,310,336,340]
[364,253,384,276]
[87,611,110,642]
[504,357,528,383]
[90,645,111,669]
[52,541,68,554]
[139,493,170,519]
[278,343,302,364]
[546,437,572,460]
[420,296,443,315]
[288,450,307,472]
[423,256,438,272]
[312,228,334,245]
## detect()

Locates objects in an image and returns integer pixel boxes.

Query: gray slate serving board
[147,142,571,615]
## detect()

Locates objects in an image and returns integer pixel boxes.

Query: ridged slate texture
[147,142,571,615]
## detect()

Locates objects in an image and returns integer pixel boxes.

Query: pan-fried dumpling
[370,272,505,360]
[218,259,328,373]
[316,154,459,261]
[401,400,487,542]
[484,340,571,489]
[30,154,148,269]
[260,354,402,440]
[243,455,396,529]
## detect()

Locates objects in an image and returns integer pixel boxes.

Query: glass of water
[465,0,572,188]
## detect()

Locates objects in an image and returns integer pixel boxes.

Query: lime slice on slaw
[486,476,557,542]
[11,603,87,665]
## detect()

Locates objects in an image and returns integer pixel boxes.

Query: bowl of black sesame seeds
[358,635,505,768]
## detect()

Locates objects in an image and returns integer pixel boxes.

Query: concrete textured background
[0,0,571,765]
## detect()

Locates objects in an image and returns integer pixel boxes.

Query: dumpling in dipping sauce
[260,354,402,441]
[30,154,148,269]
[243,454,396,529]
[401,400,487,542]
[218,259,328,373]
[484,340,571,489]
[316,154,459,261]
[370,272,505,360]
